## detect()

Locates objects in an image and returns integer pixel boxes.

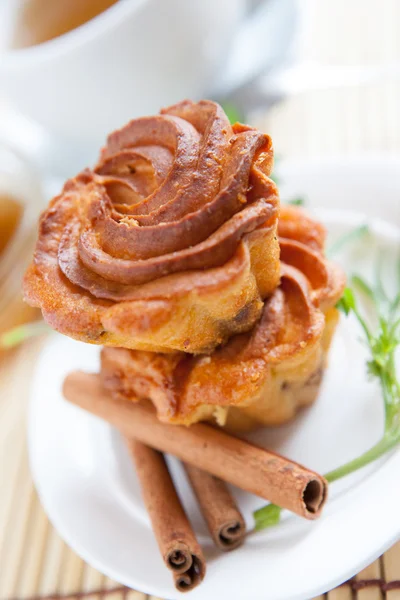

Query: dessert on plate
[24,99,345,431]
[24,99,344,591]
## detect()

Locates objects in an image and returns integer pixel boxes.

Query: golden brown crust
[23,100,280,353]
[277,205,325,251]
[100,206,346,429]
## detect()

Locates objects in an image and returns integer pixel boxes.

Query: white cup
[0,0,246,144]
[0,0,297,172]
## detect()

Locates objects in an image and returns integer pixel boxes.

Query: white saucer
[28,159,400,600]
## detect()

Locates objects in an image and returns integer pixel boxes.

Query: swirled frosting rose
[23,100,280,353]
[100,206,346,430]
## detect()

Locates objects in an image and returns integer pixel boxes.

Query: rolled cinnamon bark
[63,372,328,519]
[125,438,205,592]
[183,464,246,551]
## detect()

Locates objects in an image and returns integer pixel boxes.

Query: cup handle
[212,0,298,99]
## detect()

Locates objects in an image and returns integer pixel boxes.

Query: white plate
[28,158,400,600]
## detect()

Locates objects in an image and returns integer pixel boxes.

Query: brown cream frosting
[24,100,280,353]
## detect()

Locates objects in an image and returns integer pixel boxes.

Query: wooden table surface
[1,1,400,599]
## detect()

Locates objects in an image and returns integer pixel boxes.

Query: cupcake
[100,205,345,431]
[24,100,345,432]
[24,100,280,354]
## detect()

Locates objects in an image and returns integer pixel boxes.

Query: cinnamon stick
[63,372,328,519]
[183,464,246,550]
[125,438,205,592]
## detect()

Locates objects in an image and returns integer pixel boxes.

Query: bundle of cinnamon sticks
[64,372,328,593]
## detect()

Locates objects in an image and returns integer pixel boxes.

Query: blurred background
[0,0,399,598]
[260,0,400,156]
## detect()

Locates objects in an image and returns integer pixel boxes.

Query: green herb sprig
[0,320,50,349]
[221,103,245,126]
[327,224,370,258]
[254,242,400,532]
[287,197,305,206]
